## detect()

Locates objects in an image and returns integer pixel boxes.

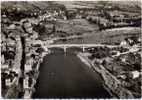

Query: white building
[5,78,12,86]
[25,58,34,73]
[23,76,29,89]
[131,71,140,79]
[120,40,129,46]
[1,54,5,64]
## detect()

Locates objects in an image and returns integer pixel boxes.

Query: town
[1,1,141,99]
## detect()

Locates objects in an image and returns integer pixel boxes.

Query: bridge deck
[47,44,120,48]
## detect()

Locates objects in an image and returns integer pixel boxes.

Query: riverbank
[77,52,135,99]
[77,52,114,97]
[23,51,48,99]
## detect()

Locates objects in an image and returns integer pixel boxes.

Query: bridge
[45,44,121,52]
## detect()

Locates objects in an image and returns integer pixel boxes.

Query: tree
[52,24,56,33]
[35,47,45,54]
[33,23,46,36]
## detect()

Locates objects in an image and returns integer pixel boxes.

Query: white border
[0,0,141,2]
[0,0,141,99]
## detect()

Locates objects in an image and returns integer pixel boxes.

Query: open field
[55,19,99,35]
[55,27,141,44]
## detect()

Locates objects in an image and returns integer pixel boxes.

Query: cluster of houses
[120,36,141,47]
[15,19,48,98]
[23,36,48,99]
[1,10,50,98]
[1,19,23,97]
[82,8,141,30]
[39,10,67,22]
[86,36,141,98]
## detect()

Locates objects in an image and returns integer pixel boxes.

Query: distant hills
[1,1,51,11]
[1,1,141,12]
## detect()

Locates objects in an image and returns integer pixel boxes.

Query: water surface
[33,49,111,98]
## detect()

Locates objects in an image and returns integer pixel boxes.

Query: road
[47,44,120,48]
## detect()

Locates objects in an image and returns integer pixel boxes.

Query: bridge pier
[63,46,67,53]
[82,46,85,52]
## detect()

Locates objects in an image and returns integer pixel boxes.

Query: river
[32,48,111,98]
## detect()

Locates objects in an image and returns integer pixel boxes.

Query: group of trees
[2,7,39,21]
[87,6,141,31]
[88,47,111,59]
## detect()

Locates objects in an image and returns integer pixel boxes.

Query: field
[55,19,99,36]
[55,27,141,44]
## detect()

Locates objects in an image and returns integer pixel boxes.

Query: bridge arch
[66,46,82,52]
[48,46,87,53]
[48,47,65,53]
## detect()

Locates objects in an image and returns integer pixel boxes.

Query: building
[120,40,128,46]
